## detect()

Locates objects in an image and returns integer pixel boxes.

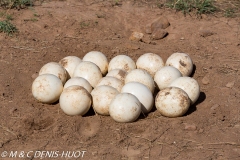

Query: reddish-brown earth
[0,0,239,159]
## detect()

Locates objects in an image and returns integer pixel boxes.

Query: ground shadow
[138,88,159,120]
[184,91,206,116]
[83,106,96,117]
[138,104,157,120]
[51,100,59,105]
[190,64,196,77]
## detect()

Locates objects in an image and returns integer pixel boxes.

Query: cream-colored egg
[106,69,127,82]
[108,55,136,72]
[73,61,102,88]
[39,62,67,84]
[96,77,124,92]
[121,82,153,114]
[155,87,190,117]
[154,66,182,90]
[125,69,155,93]
[170,77,200,104]
[91,85,119,116]
[165,52,193,76]
[64,77,92,93]
[136,53,164,77]
[60,85,92,116]
[59,56,82,78]
[83,51,108,75]
[109,93,141,123]
[32,74,63,104]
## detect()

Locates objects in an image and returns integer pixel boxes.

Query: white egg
[39,62,67,84]
[32,74,63,104]
[155,87,190,117]
[83,51,108,75]
[170,77,200,104]
[96,77,124,92]
[109,93,141,123]
[121,82,153,114]
[108,55,136,72]
[59,85,92,116]
[64,77,92,93]
[59,56,82,78]
[91,85,119,116]
[106,69,127,82]
[136,53,164,77]
[154,66,182,90]
[73,61,102,88]
[165,52,193,76]
[125,69,155,94]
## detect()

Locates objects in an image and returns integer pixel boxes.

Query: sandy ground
[0,0,239,159]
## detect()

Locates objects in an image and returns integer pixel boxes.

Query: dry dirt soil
[0,0,240,160]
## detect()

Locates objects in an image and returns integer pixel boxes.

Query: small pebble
[201,76,209,85]
[150,41,156,45]
[211,104,219,110]
[226,81,235,88]
[129,31,144,41]
[234,124,240,128]
[92,151,98,156]
[151,29,168,40]
[9,107,18,115]
[199,30,214,37]
[31,73,39,79]
[198,128,204,133]
[184,123,197,131]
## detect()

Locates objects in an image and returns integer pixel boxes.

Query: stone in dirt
[9,107,18,115]
[202,75,210,85]
[198,128,204,133]
[31,73,39,79]
[145,16,170,39]
[150,41,157,45]
[151,29,168,40]
[199,30,214,37]
[141,35,151,44]
[145,23,152,34]
[183,123,197,131]
[151,16,170,31]
[129,31,144,41]
[211,104,219,110]
[226,81,235,88]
